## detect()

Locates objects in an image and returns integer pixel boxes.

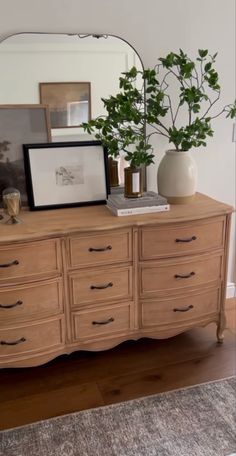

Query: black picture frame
[0,104,51,206]
[23,141,109,211]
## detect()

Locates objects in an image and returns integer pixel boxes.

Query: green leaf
[204,62,212,72]
[192,104,201,113]
[198,49,208,58]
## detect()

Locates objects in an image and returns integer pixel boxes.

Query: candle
[2,188,21,223]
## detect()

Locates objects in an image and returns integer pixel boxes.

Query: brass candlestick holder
[2,188,21,224]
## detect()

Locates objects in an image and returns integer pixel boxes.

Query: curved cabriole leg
[216,312,226,343]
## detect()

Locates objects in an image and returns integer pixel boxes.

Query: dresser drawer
[69,266,132,307]
[140,253,222,297]
[140,217,225,259]
[68,229,132,268]
[141,288,219,328]
[0,278,63,324]
[0,240,61,283]
[0,317,65,357]
[72,302,134,340]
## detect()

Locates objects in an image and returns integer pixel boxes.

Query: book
[106,191,169,216]
[107,191,168,209]
[106,202,170,216]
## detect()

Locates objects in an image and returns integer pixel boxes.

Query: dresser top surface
[0,193,233,243]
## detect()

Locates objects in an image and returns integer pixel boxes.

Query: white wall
[0,0,235,283]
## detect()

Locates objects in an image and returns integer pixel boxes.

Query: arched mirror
[0,33,144,204]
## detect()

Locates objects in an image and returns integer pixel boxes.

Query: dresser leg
[216,312,226,343]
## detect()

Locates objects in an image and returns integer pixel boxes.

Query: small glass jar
[2,187,21,224]
[124,167,142,198]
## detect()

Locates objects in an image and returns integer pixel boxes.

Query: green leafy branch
[152,49,235,150]
[83,49,236,164]
[83,66,155,167]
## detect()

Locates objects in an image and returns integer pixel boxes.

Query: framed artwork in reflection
[39,82,91,129]
[0,104,51,206]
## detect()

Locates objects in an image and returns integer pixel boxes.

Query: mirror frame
[0,31,144,70]
[0,32,147,199]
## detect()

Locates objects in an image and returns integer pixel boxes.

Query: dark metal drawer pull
[173,305,194,312]
[174,271,195,279]
[89,245,112,252]
[0,337,26,346]
[90,282,113,290]
[175,236,197,243]
[0,260,19,268]
[92,317,114,325]
[0,300,23,309]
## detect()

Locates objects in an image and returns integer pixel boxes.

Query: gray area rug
[0,377,235,456]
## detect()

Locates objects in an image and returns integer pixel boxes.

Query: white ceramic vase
[157,149,197,204]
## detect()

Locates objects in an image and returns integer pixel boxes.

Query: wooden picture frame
[39,82,91,129]
[23,141,109,211]
[0,104,51,206]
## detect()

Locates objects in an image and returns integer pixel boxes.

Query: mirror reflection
[0,33,143,200]
[0,33,143,142]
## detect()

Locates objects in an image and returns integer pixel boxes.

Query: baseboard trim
[226,282,236,299]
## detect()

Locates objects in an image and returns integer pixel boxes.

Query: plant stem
[199,91,221,120]
[173,101,182,125]
[188,107,192,125]
[165,94,174,125]
[147,128,169,139]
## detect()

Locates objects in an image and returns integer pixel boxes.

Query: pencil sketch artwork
[55,165,84,186]
[0,139,27,205]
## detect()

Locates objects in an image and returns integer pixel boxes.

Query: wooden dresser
[0,193,233,368]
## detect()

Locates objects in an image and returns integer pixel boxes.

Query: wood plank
[0,306,235,430]
[225,297,236,310]
[0,324,235,402]
[98,340,236,405]
[226,306,236,335]
[0,382,104,431]
[0,325,227,403]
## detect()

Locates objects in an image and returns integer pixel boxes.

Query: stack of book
[106,191,170,216]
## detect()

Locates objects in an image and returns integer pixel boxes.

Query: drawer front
[140,254,222,297]
[68,229,132,268]
[72,302,134,340]
[69,266,132,307]
[0,240,61,282]
[140,217,225,259]
[0,317,65,357]
[141,288,219,328]
[0,278,63,324]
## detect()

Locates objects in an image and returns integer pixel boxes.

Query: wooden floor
[0,299,235,431]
